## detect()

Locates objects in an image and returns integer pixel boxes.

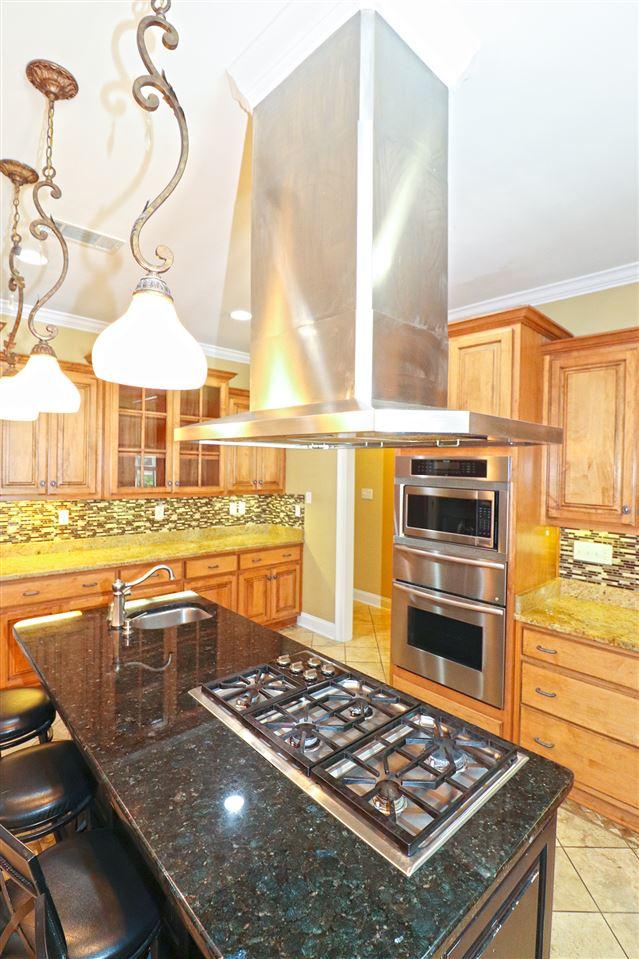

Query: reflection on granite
[0,524,304,581]
[16,598,572,959]
[516,578,639,652]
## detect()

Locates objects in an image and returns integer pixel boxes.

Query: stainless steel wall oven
[392,457,511,709]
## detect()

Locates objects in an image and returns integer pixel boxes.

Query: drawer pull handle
[82,582,98,589]
[208,564,219,570]
[536,644,557,655]
[535,686,557,698]
[533,736,555,750]
[23,589,40,597]
[251,558,261,564]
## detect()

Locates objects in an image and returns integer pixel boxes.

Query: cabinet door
[545,344,638,528]
[107,384,174,495]
[1,610,39,688]
[191,574,237,611]
[0,415,47,496]
[257,447,285,493]
[238,569,271,623]
[226,389,258,493]
[269,563,301,623]
[48,369,102,498]
[175,372,230,495]
[448,328,514,417]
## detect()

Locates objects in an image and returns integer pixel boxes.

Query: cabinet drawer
[521,661,639,746]
[520,705,639,811]
[1,568,118,608]
[185,554,237,579]
[522,626,639,693]
[240,546,301,570]
[120,560,184,583]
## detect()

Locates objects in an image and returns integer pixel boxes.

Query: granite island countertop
[515,578,639,653]
[15,597,572,959]
[0,524,304,581]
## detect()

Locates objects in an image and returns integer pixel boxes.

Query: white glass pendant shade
[92,277,207,390]
[14,350,81,414]
[0,372,39,421]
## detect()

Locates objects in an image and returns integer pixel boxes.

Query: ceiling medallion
[92,0,207,391]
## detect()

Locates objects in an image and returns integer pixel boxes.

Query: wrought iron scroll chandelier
[92,0,207,390]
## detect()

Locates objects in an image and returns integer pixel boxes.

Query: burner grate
[313,706,520,855]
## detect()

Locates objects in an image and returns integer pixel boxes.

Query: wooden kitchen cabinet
[0,364,103,498]
[190,573,237,611]
[238,559,301,626]
[173,370,233,495]
[448,307,571,422]
[542,329,639,530]
[238,569,271,623]
[226,388,285,493]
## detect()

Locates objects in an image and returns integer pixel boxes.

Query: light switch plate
[294,504,303,517]
[305,491,312,504]
[361,488,373,500]
[57,509,69,526]
[154,504,165,521]
[237,501,246,516]
[573,540,613,565]
[229,501,238,516]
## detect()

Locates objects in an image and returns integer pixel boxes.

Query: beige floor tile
[379,649,390,665]
[280,625,314,644]
[311,633,341,648]
[566,847,639,913]
[553,848,598,912]
[550,912,626,959]
[353,661,386,682]
[558,808,628,848]
[345,645,383,663]
[603,913,639,959]
[313,644,347,663]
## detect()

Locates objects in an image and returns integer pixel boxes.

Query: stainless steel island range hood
[177,12,561,450]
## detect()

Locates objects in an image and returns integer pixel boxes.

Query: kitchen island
[15,593,573,959]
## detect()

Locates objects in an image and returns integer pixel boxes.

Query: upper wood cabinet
[173,371,233,495]
[0,365,103,499]
[448,307,571,422]
[226,388,286,494]
[542,329,639,531]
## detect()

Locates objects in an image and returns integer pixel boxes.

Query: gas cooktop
[192,651,527,874]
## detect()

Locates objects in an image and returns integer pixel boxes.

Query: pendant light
[0,159,39,421]
[92,0,207,391]
[8,60,81,415]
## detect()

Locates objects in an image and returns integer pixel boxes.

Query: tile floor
[283,601,639,959]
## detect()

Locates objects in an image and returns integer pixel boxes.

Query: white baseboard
[353,589,391,610]
[297,612,337,641]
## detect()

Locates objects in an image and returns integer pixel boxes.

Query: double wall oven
[391,456,511,709]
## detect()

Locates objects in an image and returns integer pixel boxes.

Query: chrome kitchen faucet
[109,564,175,632]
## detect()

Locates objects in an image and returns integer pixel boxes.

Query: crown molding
[0,299,251,366]
[448,262,639,323]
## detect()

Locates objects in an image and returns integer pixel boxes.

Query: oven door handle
[394,581,505,616]
[395,544,505,571]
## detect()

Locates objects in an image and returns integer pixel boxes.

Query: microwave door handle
[394,581,505,617]
[395,544,505,571]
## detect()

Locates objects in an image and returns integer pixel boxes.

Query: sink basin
[129,605,212,631]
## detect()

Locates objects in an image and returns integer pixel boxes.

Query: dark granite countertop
[15,595,573,959]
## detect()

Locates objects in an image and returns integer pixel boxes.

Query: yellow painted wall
[538,282,638,335]
[353,448,395,601]
[285,450,337,623]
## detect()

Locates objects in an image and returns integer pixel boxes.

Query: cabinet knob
[39,480,46,488]
[49,480,57,488]
[167,481,172,487]
[258,480,263,487]
[622,505,631,515]
[175,480,180,487]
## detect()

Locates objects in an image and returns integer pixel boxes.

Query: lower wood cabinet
[190,574,237,611]
[237,562,301,625]
[516,623,639,830]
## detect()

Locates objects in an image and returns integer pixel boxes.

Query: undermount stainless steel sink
[129,605,212,631]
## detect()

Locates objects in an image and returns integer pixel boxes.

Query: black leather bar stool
[0,824,161,958]
[0,741,95,842]
[0,688,55,752]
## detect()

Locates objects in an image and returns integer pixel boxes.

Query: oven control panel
[477,500,493,538]
[410,458,488,478]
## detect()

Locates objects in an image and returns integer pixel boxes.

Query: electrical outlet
[229,501,238,517]
[305,491,312,504]
[153,504,165,521]
[573,540,613,565]
[294,504,303,518]
[57,509,69,526]
[361,488,373,500]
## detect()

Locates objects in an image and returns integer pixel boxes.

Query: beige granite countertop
[0,525,304,581]
[515,578,638,653]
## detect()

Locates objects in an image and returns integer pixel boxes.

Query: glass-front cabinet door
[108,384,173,495]
[173,371,233,495]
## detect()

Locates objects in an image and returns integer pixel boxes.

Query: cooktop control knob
[307,656,321,668]
[303,668,319,682]
[277,654,291,667]
[320,662,336,676]
[290,660,304,674]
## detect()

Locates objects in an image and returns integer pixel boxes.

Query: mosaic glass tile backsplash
[0,494,304,545]
[559,528,638,591]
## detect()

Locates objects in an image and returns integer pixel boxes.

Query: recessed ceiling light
[230,309,252,321]
[16,247,48,266]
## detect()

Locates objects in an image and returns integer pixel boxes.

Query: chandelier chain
[43,97,56,180]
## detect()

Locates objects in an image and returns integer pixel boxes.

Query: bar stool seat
[1,828,161,959]
[0,741,95,841]
[0,688,55,751]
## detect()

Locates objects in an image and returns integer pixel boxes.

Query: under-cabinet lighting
[16,610,82,628]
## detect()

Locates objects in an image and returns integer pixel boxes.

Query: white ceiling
[1,0,638,355]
